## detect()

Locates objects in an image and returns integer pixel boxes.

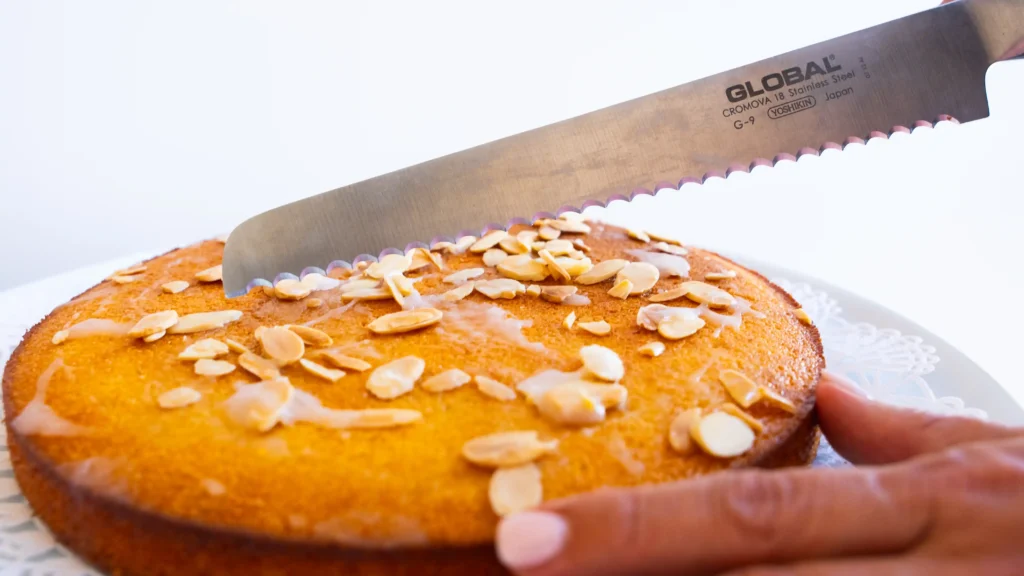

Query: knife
[223,0,1023,297]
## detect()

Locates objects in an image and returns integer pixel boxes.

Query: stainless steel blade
[224,0,1024,296]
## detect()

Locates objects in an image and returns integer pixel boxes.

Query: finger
[496,464,932,576]
[816,371,1020,465]
[727,556,1022,576]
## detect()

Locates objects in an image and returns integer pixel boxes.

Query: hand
[494,372,1024,575]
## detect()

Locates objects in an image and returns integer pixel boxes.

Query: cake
[3,218,823,575]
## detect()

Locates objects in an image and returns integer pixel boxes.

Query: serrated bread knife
[223,0,1023,297]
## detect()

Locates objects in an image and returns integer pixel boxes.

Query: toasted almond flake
[567,250,586,260]
[578,320,611,336]
[110,274,139,284]
[538,225,560,241]
[317,350,372,372]
[649,286,689,303]
[274,278,312,301]
[368,308,443,335]
[254,326,267,340]
[158,387,202,409]
[214,233,230,243]
[341,278,381,293]
[543,239,574,256]
[499,236,530,255]
[366,356,425,399]
[394,274,418,297]
[580,345,624,382]
[178,338,230,360]
[690,411,755,458]
[536,384,605,425]
[573,238,592,252]
[408,247,443,272]
[531,241,547,251]
[443,282,476,302]
[526,284,541,297]
[167,310,243,334]
[226,338,251,354]
[306,298,324,308]
[668,408,701,454]
[759,387,797,413]
[719,369,761,408]
[462,431,558,468]
[475,278,525,299]
[638,341,666,357]
[470,230,509,253]
[647,231,682,245]
[608,278,633,299]
[444,268,485,284]
[287,325,333,347]
[129,310,179,338]
[449,236,477,255]
[705,270,737,281]
[679,281,736,308]
[365,254,412,279]
[540,285,578,303]
[657,314,705,340]
[52,330,69,345]
[258,326,306,365]
[547,219,591,234]
[422,368,471,392]
[627,228,651,243]
[115,265,147,276]
[383,274,406,306]
[575,259,626,285]
[238,352,282,380]
[195,358,236,376]
[563,311,576,329]
[490,463,543,517]
[483,249,508,267]
[497,254,550,282]
[341,287,394,301]
[162,281,189,294]
[637,304,681,330]
[559,211,585,222]
[719,403,764,433]
[355,261,370,271]
[616,262,659,294]
[794,308,813,325]
[195,265,223,283]
[554,256,592,277]
[648,242,686,257]
[143,331,166,343]
[224,377,293,432]
[342,409,423,429]
[475,375,517,401]
[538,249,571,283]
[299,358,346,382]
[300,273,342,291]
[517,230,539,245]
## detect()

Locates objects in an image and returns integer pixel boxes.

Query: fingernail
[496,511,568,570]
[823,370,870,398]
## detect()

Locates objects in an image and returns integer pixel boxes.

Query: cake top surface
[3,218,823,547]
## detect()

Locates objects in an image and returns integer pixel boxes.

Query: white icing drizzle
[436,301,546,353]
[56,457,126,495]
[562,294,591,306]
[11,359,91,437]
[696,296,764,337]
[303,298,359,326]
[64,318,132,339]
[400,292,444,311]
[625,249,690,278]
[606,433,645,476]
[279,389,393,429]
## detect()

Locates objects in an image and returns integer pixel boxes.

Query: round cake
[3,218,823,575]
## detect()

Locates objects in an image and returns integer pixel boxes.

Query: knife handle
[962,0,1024,61]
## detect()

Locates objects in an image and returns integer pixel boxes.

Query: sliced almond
[223,377,293,432]
[668,408,701,454]
[567,250,586,260]
[616,262,659,294]
[543,239,574,256]
[158,387,202,409]
[306,298,324,309]
[705,270,737,281]
[637,304,684,331]
[383,274,406,307]
[531,241,547,251]
[657,314,705,340]
[536,383,605,425]
[408,247,444,272]
[547,219,591,234]
[483,248,508,267]
[538,225,560,241]
[443,282,475,302]
[129,310,179,338]
[575,259,627,285]
[365,253,412,279]
[341,287,393,301]
[719,403,764,433]
[517,230,540,245]
[52,330,69,345]
[627,228,650,243]
[759,387,797,414]
[162,281,189,294]
[647,231,682,245]
[366,356,425,399]
[287,325,333,347]
[540,285,578,304]
[679,281,736,308]
[499,236,530,255]
[421,368,471,392]
[649,286,689,303]
[238,352,282,380]
[490,463,543,517]
[608,279,633,299]
[638,341,666,357]
[178,338,230,360]
[226,338,251,354]
[652,242,688,256]
[556,256,593,277]
[578,320,610,336]
[794,308,813,325]
[563,311,576,329]
[538,250,571,283]
[690,411,755,458]
[498,254,550,282]
[195,265,223,283]
[195,358,236,376]
[525,284,541,297]
[443,268,485,284]
[462,431,558,468]
[559,212,585,222]
[340,278,382,293]
[573,238,591,252]
[115,264,147,276]
[449,236,477,255]
[367,308,443,334]
[580,345,624,382]
[470,230,509,253]
[258,326,306,364]
[475,375,517,401]
[719,369,761,408]
[110,274,139,284]
[299,358,346,382]
[342,409,423,429]
[300,273,342,292]
[143,331,166,343]
[274,278,312,301]
[475,278,526,300]
[317,350,372,372]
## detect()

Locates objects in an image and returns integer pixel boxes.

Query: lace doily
[0,278,985,574]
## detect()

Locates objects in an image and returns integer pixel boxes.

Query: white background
[1,1,1022,405]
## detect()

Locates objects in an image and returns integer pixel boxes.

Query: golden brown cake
[3,219,823,575]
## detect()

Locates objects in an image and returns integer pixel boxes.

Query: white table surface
[1,1,1023,409]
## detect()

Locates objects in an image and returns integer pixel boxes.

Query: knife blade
[224,0,1024,297]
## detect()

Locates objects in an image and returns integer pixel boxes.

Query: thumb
[816,371,1020,465]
